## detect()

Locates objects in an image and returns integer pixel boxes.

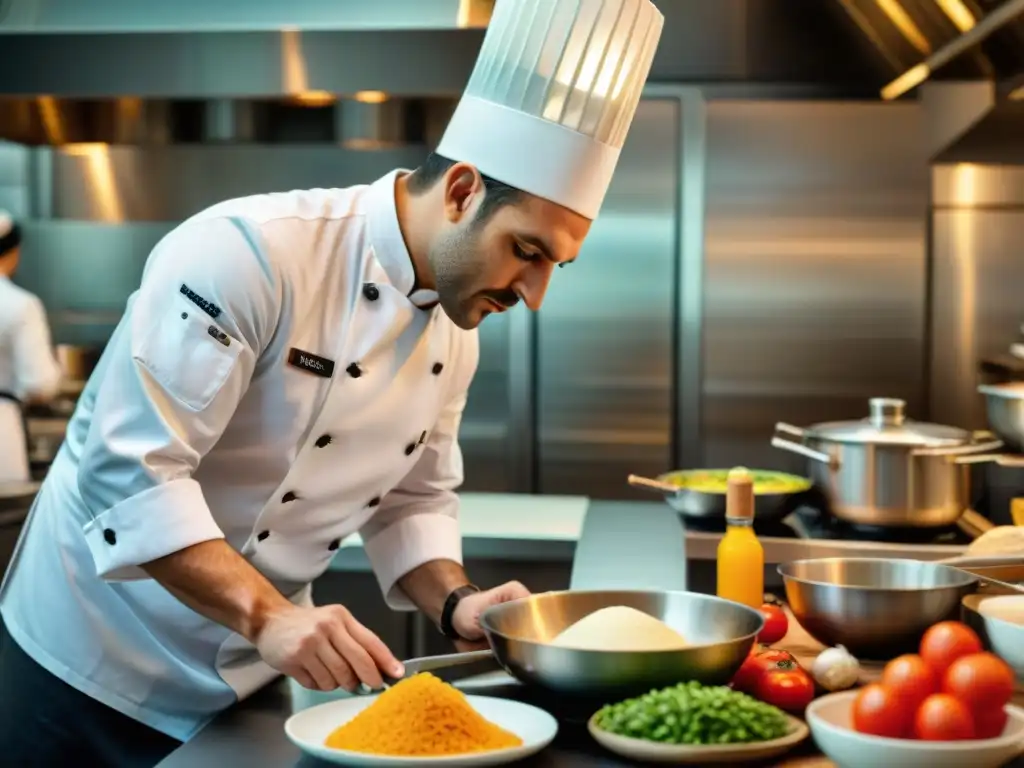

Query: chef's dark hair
[407,153,522,223]
[0,213,21,259]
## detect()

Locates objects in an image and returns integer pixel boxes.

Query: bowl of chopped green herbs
[588,680,809,764]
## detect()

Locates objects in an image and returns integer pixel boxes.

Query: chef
[0,211,63,483]
[0,0,664,765]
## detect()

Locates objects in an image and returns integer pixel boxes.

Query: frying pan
[628,469,816,523]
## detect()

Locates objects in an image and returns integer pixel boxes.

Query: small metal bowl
[479,590,763,703]
[779,558,978,660]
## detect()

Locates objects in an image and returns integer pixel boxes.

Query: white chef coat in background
[0,276,62,482]
[0,171,479,740]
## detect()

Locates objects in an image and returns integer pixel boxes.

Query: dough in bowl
[965,526,1024,558]
[549,606,688,651]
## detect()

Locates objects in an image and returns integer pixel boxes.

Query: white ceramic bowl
[807,691,1024,768]
[968,595,1024,679]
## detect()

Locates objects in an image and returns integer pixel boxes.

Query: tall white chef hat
[436,0,664,221]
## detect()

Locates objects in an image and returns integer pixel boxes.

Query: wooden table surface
[769,604,1024,767]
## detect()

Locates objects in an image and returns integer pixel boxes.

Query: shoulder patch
[180,283,222,319]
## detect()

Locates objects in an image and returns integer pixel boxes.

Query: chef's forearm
[396,559,471,623]
[142,539,293,643]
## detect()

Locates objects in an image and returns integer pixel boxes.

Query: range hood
[0,0,887,101]
[831,0,1024,98]
[0,0,495,31]
[0,0,933,147]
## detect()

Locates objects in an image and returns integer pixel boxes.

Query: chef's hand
[451,581,531,651]
[255,604,404,692]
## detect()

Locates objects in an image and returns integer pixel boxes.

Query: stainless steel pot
[978,382,1024,454]
[770,398,1002,528]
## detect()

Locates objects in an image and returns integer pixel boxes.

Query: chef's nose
[514,263,553,312]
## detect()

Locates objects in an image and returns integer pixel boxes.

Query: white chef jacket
[0,171,479,741]
[0,276,62,482]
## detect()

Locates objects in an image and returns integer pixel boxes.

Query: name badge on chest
[288,348,335,378]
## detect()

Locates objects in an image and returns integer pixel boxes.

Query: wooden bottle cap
[726,467,755,521]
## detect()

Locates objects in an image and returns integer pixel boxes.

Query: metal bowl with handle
[770,397,1002,528]
[778,558,978,659]
[369,591,764,705]
[627,469,813,523]
[479,590,764,701]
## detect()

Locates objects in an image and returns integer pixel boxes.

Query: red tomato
[943,652,1015,715]
[919,622,982,677]
[755,665,815,712]
[852,683,913,739]
[974,707,1010,740]
[881,654,937,711]
[731,648,798,692]
[732,652,764,692]
[914,694,976,741]
[757,648,797,665]
[758,604,789,644]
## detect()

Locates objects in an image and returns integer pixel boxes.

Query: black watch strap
[439,584,481,640]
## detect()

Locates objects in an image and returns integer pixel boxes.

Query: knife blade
[356,649,500,695]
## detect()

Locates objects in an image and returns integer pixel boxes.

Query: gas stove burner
[684,515,802,539]
[824,518,972,546]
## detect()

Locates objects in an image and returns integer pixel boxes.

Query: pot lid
[805,398,972,447]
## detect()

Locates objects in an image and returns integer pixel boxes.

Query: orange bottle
[716,467,765,609]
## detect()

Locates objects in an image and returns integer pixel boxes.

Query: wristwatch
[439,584,481,640]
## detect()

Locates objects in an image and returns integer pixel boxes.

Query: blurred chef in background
[0,211,62,483]
[0,1,664,766]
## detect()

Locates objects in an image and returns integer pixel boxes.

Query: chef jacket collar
[367,170,440,310]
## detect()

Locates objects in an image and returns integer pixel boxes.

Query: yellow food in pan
[660,469,811,495]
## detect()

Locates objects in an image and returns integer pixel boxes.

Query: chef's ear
[442,162,484,223]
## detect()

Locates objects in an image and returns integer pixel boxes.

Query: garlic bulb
[812,645,860,691]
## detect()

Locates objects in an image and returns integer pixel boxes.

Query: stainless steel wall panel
[930,208,1024,429]
[932,163,1024,207]
[460,310,521,494]
[537,98,680,498]
[0,142,28,216]
[676,89,708,470]
[15,222,173,344]
[702,101,929,471]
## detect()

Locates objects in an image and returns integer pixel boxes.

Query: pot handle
[770,436,840,469]
[627,474,681,495]
[911,438,1004,459]
[775,422,807,438]
[952,453,1024,467]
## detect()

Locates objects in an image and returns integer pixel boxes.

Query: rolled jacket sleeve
[360,329,480,609]
[79,215,279,581]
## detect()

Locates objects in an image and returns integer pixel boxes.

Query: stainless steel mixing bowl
[478,589,763,702]
[779,558,978,659]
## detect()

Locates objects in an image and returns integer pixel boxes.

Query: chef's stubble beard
[430,223,487,330]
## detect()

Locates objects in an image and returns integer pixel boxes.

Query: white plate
[807,691,1024,768]
[284,694,558,766]
[587,711,809,764]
